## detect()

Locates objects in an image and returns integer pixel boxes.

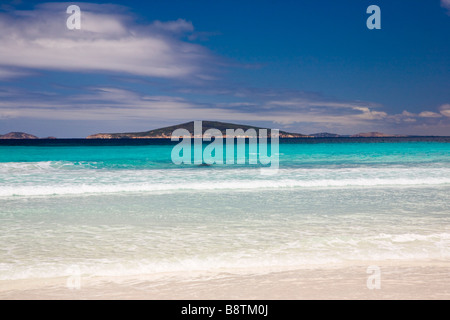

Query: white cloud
[401,110,416,117]
[0,86,236,122]
[255,98,388,125]
[0,3,213,79]
[418,111,442,118]
[1,83,448,135]
[441,0,450,12]
[439,104,450,117]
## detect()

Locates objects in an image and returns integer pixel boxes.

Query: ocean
[0,138,449,297]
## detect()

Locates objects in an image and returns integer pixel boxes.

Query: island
[0,132,39,139]
[310,132,346,138]
[350,132,408,138]
[86,121,312,139]
[0,125,412,140]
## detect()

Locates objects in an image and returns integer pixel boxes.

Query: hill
[350,132,408,138]
[310,132,344,138]
[87,121,311,139]
[0,132,39,139]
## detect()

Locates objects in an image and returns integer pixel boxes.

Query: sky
[0,0,449,137]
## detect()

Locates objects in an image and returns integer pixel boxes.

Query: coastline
[1,260,449,300]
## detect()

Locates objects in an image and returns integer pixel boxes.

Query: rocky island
[87,121,312,139]
[310,132,346,138]
[350,132,408,138]
[0,132,39,139]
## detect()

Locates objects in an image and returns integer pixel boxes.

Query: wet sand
[1,261,449,300]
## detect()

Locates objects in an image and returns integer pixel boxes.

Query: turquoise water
[0,139,449,280]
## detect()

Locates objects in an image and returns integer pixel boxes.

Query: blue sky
[0,0,449,137]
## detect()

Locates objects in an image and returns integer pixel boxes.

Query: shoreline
[1,260,449,300]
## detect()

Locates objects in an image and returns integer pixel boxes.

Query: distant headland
[0,132,39,139]
[86,121,311,139]
[0,132,57,140]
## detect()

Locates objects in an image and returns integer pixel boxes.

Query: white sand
[1,261,449,300]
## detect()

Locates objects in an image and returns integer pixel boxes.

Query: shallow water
[0,139,449,282]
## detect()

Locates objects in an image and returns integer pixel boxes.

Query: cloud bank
[1,84,448,135]
[0,3,214,79]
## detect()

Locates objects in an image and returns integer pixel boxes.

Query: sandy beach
[1,261,449,300]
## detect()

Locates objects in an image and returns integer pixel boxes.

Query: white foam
[1,162,450,197]
[1,232,449,281]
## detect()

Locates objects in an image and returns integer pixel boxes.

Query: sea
[0,137,449,286]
